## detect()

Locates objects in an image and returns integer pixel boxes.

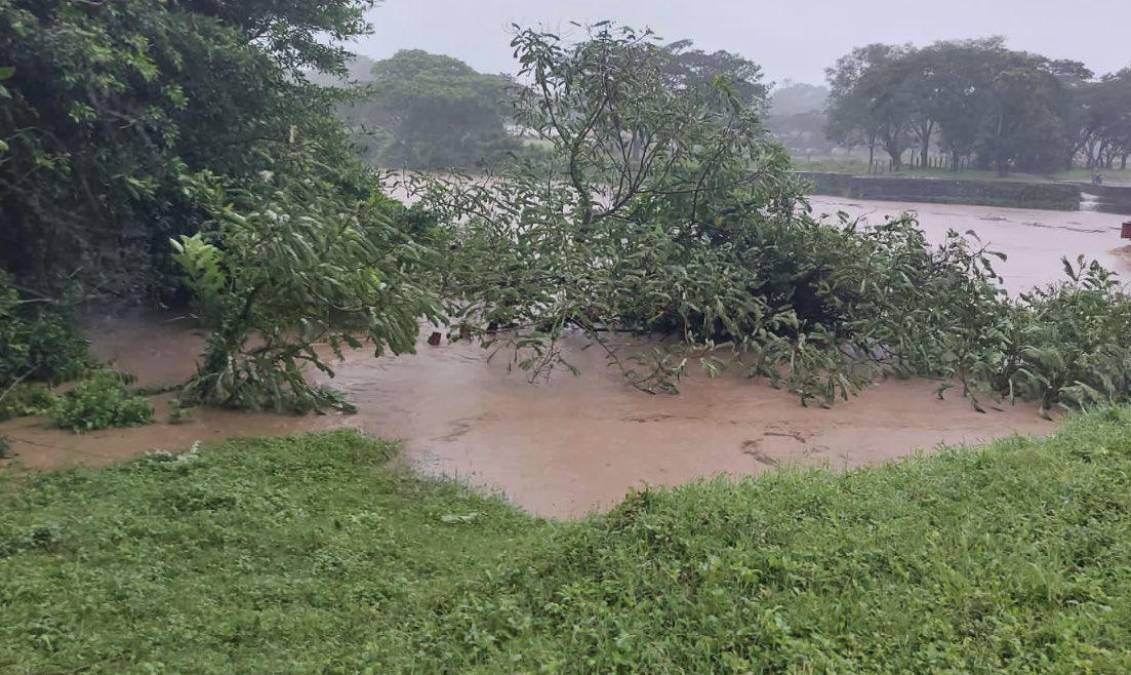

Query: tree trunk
[1095,139,1108,171]
[919,121,933,169]
[887,144,903,170]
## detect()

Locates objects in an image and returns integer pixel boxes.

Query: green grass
[4,413,1131,672]
[793,158,1131,186]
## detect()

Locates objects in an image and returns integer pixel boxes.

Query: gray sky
[355,0,1130,85]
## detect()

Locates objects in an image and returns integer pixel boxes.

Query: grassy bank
[796,171,1084,211]
[3,413,1131,672]
[793,158,1131,185]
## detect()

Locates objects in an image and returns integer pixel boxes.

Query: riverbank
[3,410,1130,671]
[793,160,1131,187]
[798,171,1084,211]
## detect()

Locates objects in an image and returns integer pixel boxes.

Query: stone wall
[797,172,1082,211]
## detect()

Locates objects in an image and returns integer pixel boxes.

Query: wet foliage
[0,384,54,424]
[0,0,378,299]
[422,24,1131,413]
[2,0,435,418]
[51,371,153,433]
[171,152,441,414]
[0,274,88,391]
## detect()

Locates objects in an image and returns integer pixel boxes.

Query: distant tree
[340,50,520,169]
[307,54,379,87]
[827,39,1087,175]
[1085,68,1131,170]
[766,82,833,158]
[768,110,836,158]
[926,39,1004,172]
[769,81,829,116]
[663,40,769,108]
[1048,59,1098,171]
[1106,69,1131,169]
[975,52,1070,175]
[826,44,916,168]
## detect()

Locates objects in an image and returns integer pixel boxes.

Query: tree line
[825,38,1131,175]
[333,39,768,170]
[332,37,1129,177]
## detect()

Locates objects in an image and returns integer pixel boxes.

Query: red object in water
[1123,221,1131,240]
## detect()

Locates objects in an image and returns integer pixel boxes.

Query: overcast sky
[354,0,1130,85]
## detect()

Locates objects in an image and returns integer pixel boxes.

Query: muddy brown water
[808,196,1131,293]
[4,198,1127,518]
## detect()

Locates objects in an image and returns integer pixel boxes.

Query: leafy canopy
[0,0,377,296]
[339,49,521,169]
[418,23,1131,413]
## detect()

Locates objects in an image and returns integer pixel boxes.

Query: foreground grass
[3,413,1131,672]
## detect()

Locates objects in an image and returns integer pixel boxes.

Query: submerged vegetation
[51,371,153,433]
[170,154,439,414]
[2,4,1130,420]
[3,410,1131,671]
[418,24,1131,413]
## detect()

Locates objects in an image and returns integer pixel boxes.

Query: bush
[1004,258,1131,414]
[0,273,88,388]
[52,372,154,432]
[0,383,56,422]
[172,153,440,414]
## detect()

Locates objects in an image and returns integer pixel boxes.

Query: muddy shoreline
[2,314,1054,519]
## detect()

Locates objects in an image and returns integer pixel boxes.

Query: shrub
[0,272,88,388]
[1004,258,1131,414]
[52,372,154,432]
[0,383,56,422]
[172,154,440,414]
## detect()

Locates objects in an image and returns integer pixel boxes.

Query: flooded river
[808,196,1131,292]
[3,198,1127,518]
